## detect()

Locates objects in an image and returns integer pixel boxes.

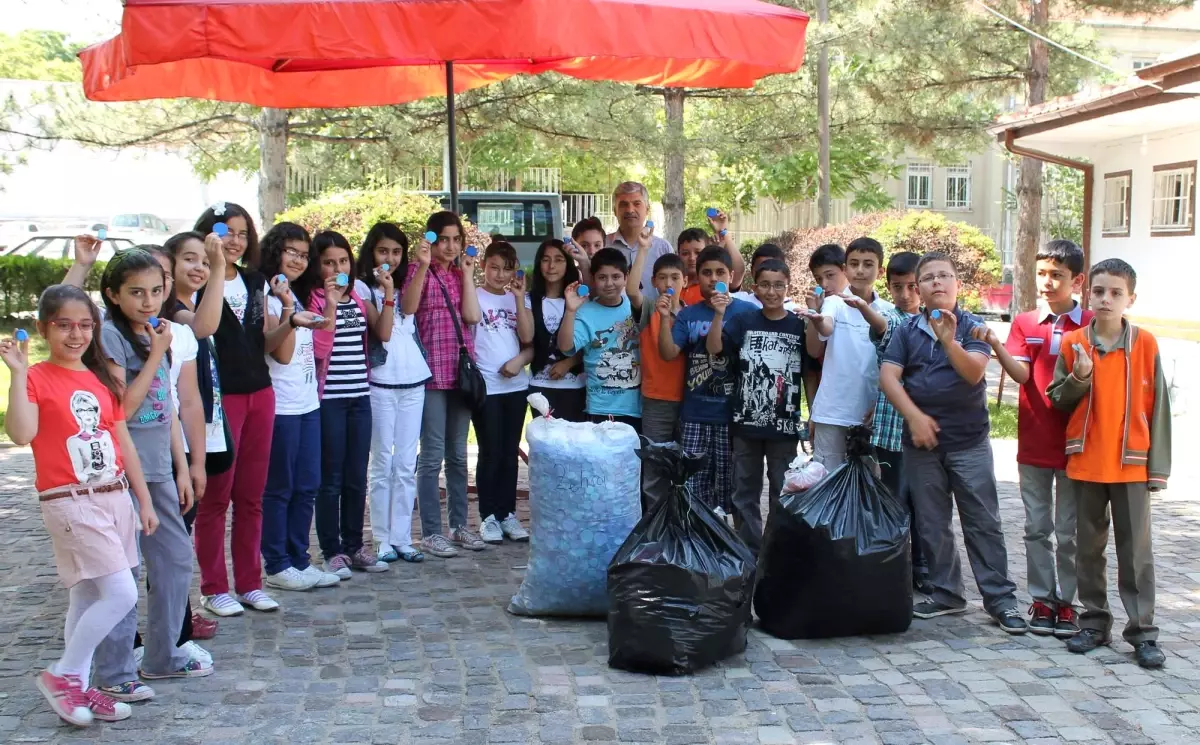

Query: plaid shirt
[871,307,914,452]
[404,262,476,391]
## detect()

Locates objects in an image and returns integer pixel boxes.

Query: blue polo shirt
[882,307,991,452]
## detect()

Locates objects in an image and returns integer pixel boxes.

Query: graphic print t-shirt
[671,298,756,424]
[101,322,174,481]
[570,296,641,418]
[473,288,530,395]
[267,293,319,415]
[224,272,249,323]
[722,311,807,439]
[26,363,126,492]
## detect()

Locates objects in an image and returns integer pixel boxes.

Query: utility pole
[816,0,831,227]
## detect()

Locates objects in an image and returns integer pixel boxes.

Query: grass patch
[0,320,50,441]
[989,401,1018,440]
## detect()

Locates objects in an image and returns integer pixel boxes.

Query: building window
[1151,161,1196,236]
[906,163,933,208]
[1132,58,1157,71]
[944,165,972,210]
[1102,171,1132,237]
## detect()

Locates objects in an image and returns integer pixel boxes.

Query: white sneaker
[265,566,319,592]
[201,593,244,617]
[480,515,504,545]
[237,589,280,612]
[500,513,529,542]
[180,641,213,666]
[300,564,341,588]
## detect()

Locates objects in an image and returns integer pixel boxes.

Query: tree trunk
[663,88,686,243]
[817,0,831,227]
[258,107,289,230]
[1013,0,1050,314]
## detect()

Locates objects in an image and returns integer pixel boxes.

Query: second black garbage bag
[754,425,913,639]
[607,440,757,675]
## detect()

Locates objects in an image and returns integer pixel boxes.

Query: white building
[990,48,1200,323]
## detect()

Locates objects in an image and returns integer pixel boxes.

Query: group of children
[1,200,1172,728]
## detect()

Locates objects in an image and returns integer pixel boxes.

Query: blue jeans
[261,409,321,575]
[416,389,471,538]
[317,396,372,559]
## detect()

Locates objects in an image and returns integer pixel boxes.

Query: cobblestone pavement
[2,440,1200,745]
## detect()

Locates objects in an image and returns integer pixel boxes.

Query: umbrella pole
[445,61,459,214]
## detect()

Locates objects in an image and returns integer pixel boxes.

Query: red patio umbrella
[79,0,809,210]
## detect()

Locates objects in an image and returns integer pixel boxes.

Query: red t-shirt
[1003,304,1093,469]
[26,363,126,493]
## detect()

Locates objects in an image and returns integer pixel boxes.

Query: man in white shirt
[606,181,674,309]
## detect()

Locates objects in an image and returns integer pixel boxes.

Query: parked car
[105,213,173,243]
[5,235,135,262]
[0,220,43,251]
[423,191,563,266]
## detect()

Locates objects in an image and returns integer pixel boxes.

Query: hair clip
[212,202,227,217]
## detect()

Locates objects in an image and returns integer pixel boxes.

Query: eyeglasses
[50,320,95,333]
[283,248,309,262]
[918,272,956,285]
[756,281,788,292]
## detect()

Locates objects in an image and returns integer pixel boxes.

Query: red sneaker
[84,688,132,722]
[1028,601,1056,636]
[35,670,92,726]
[191,612,218,640]
[1055,604,1080,639]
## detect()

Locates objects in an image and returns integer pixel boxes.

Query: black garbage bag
[754,425,912,639]
[606,439,757,675]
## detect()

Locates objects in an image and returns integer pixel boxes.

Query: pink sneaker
[85,688,131,721]
[35,670,92,726]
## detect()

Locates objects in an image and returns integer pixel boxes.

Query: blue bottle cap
[515,269,524,279]
[719,229,727,238]
[380,263,390,272]
[645,220,654,230]
[577,285,590,298]
[336,272,349,287]
[213,222,228,237]
[715,281,728,294]
[97,228,107,241]
[15,329,28,342]
[666,287,675,296]
[562,236,572,245]
[275,274,287,283]
[931,309,942,319]
[706,207,719,218]
[424,231,437,243]
[465,245,478,257]
[814,286,824,296]
[148,316,161,329]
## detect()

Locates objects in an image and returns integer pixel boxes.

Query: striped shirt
[323,300,369,399]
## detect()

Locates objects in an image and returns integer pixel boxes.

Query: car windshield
[111,215,139,228]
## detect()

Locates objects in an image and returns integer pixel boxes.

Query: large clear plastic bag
[507,414,641,617]
[607,441,756,675]
[755,425,912,639]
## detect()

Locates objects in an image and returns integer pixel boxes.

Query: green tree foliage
[0,31,81,82]
[770,209,1001,310]
[276,187,490,251]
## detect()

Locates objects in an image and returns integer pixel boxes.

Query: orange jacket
[1047,321,1171,487]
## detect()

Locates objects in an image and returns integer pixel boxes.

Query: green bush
[0,256,104,318]
[770,210,1001,310]
[277,187,491,252]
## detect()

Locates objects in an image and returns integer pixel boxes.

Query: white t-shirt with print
[369,286,432,387]
[473,288,529,395]
[267,293,319,415]
[168,321,198,415]
[524,294,585,390]
[811,290,895,427]
[224,272,249,323]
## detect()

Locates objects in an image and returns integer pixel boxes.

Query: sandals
[399,547,425,563]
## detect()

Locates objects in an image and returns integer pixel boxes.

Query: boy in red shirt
[1048,258,1170,669]
[977,240,1091,637]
